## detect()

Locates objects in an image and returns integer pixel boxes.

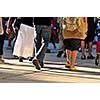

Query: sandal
[69,67,77,71]
[65,63,70,68]
[65,60,70,68]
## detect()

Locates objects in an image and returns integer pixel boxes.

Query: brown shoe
[0,59,5,64]
[32,59,41,70]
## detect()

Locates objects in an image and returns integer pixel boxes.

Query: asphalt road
[0,40,100,83]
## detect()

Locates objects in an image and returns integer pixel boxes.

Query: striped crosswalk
[0,59,100,82]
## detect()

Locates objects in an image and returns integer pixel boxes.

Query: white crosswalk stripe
[1,59,100,80]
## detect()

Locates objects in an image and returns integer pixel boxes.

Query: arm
[6,17,16,33]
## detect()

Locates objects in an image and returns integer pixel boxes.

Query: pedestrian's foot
[69,67,76,71]
[87,55,95,59]
[28,57,33,61]
[0,59,5,64]
[81,55,86,60]
[19,58,23,62]
[14,55,19,59]
[57,50,63,57]
[32,59,41,70]
[40,62,44,68]
[46,49,51,53]
[65,63,70,68]
[63,52,66,58]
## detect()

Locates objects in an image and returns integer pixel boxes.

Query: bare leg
[66,49,72,64]
[88,41,93,56]
[81,40,86,58]
[70,50,78,68]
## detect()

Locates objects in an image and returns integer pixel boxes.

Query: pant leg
[35,25,42,52]
[35,25,51,63]
[0,34,5,56]
[58,32,65,50]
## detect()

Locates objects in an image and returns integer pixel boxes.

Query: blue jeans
[34,25,51,63]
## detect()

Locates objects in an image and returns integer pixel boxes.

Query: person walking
[7,17,35,63]
[0,17,5,63]
[56,17,66,58]
[81,17,96,60]
[62,17,88,70]
[32,17,51,70]
[13,17,34,62]
[50,17,59,49]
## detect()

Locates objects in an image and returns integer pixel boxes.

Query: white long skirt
[13,24,34,58]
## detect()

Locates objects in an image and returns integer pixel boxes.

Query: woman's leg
[0,34,5,63]
[81,40,86,59]
[70,50,78,68]
[66,49,72,64]
[88,41,93,57]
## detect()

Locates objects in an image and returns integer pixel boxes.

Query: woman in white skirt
[7,18,37,67]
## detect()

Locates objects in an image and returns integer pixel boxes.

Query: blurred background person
[0,17,5,63]
[32,17,51,69]
[81,17,96,60]
[56,17,66,58]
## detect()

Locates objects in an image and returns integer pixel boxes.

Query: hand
[85,32,88,35]
[6,28,11,34]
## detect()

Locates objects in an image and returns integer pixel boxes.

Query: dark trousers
[0,34,5,55]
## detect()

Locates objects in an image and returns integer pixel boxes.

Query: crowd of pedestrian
[0,17,99,71]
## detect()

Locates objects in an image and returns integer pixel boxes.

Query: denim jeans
[34,25,51,63]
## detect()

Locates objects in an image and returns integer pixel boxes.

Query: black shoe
[57,50,63,57]
[40,62,44,68]
[95,55,99,66]
[81,55,86,60]
[29,57,33,61]
[46,49,51,53]
[32,59,41,70]
[87,55,95,59]
[19,57,23,62]
[14,55,19,59]
[64,52,66,58]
